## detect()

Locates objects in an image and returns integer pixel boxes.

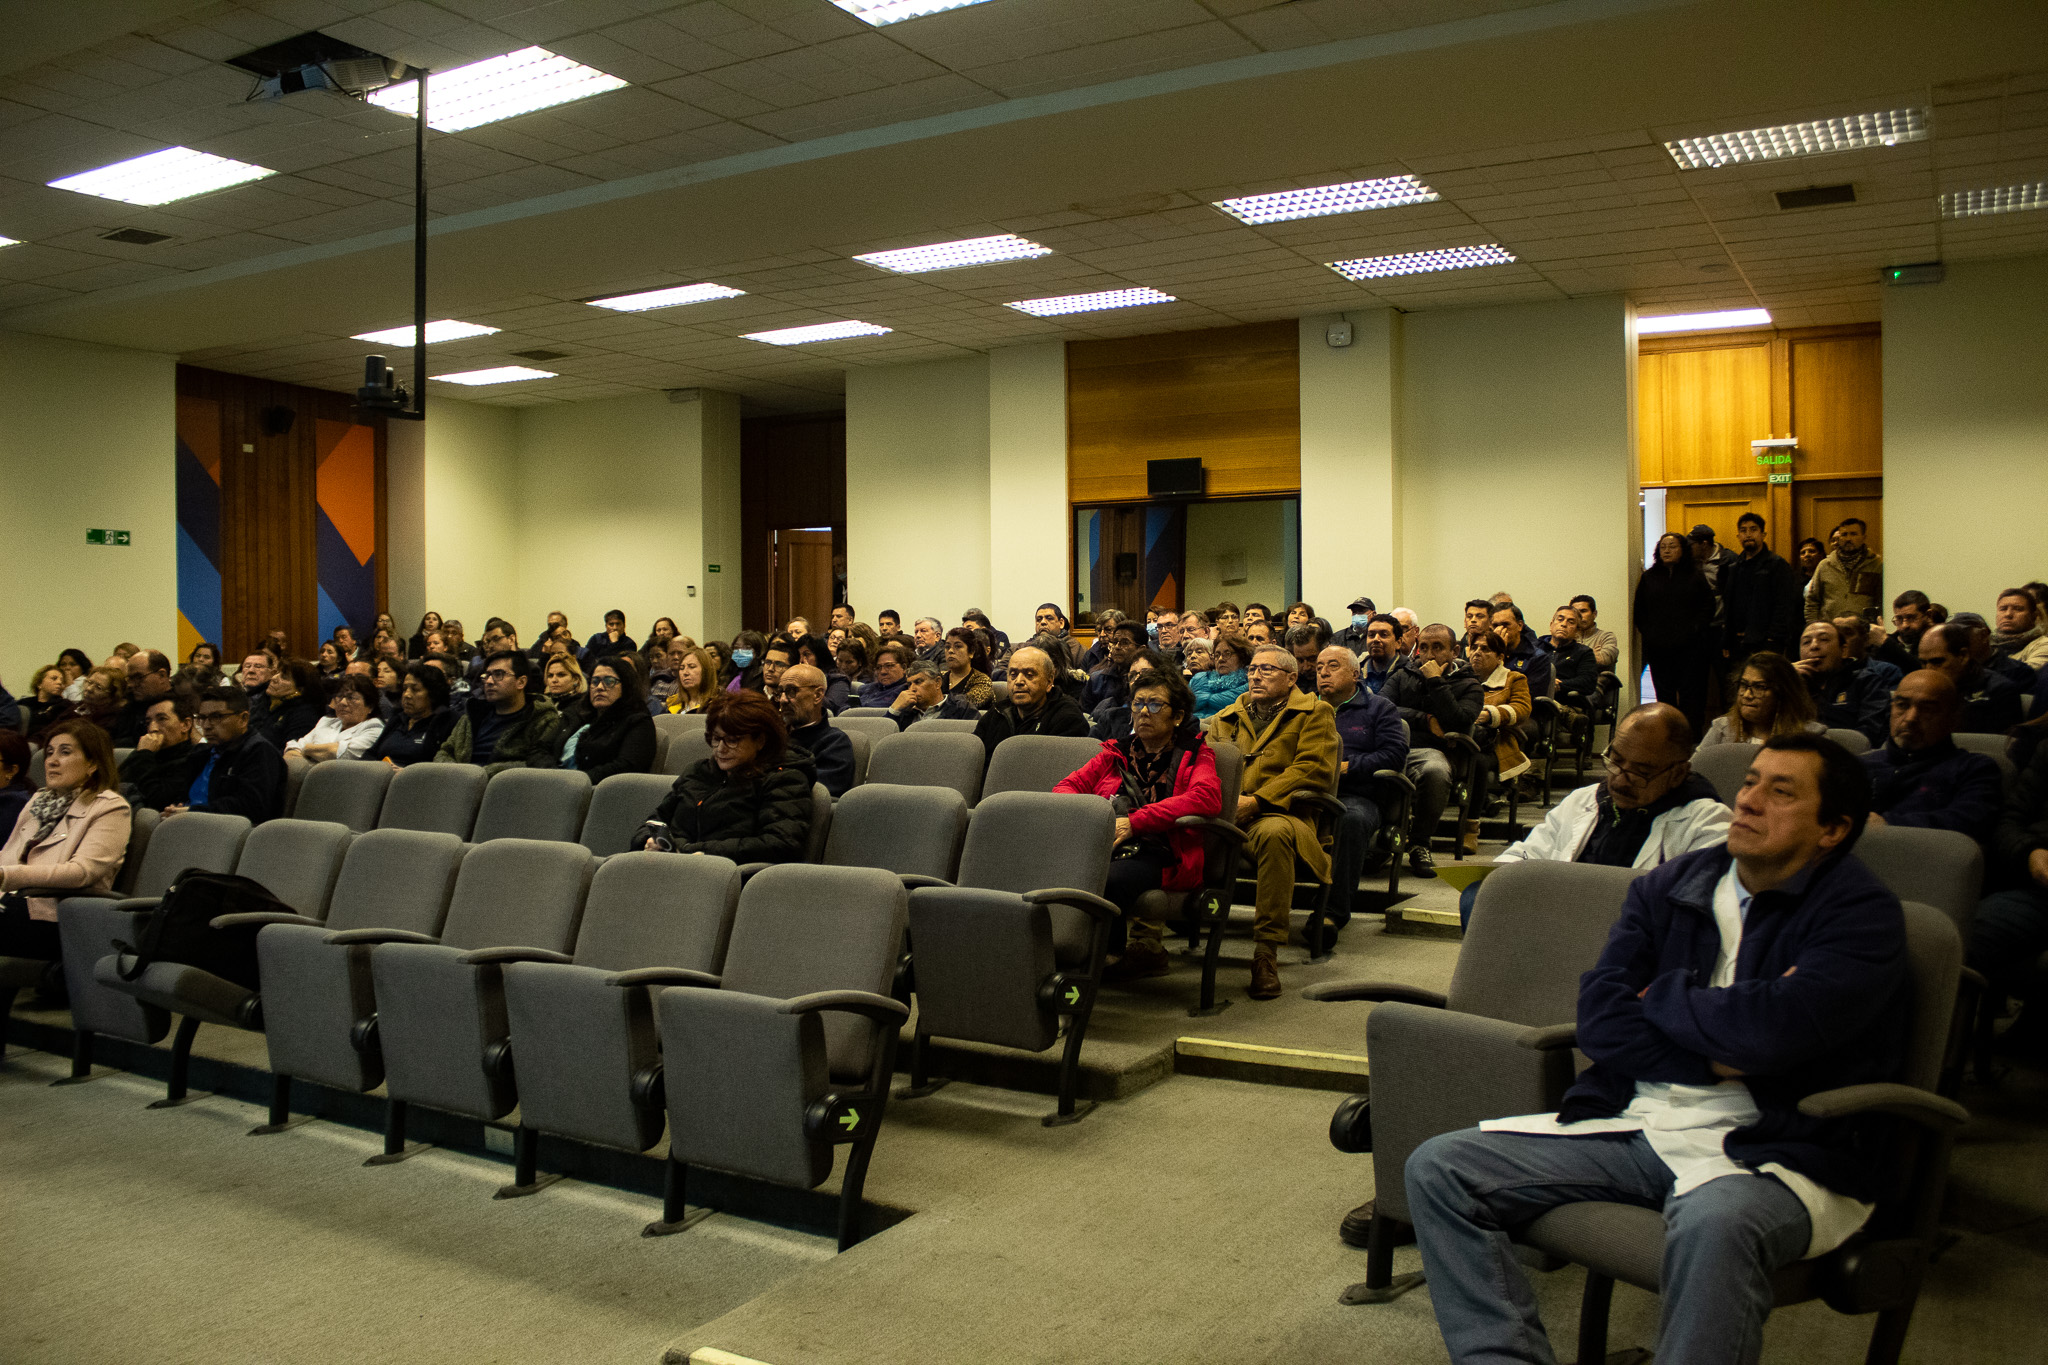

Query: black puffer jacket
[648,745,816,863]
[551,696,657,782]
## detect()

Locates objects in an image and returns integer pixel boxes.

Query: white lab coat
[1496,782,1730,869]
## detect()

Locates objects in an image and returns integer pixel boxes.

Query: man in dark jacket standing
[167,686,286,824]
[1315,647,1407,945]
[974,646,1089,761]
[1407,734,1906,1365]
[1722,512,1802,671]
[1862,670,2004,843]
[1379,624,1483,877]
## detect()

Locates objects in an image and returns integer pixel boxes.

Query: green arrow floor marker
[838,1109,859,1131]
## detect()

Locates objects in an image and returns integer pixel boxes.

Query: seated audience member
[791,634,851,714]
[643,691,814,863]
[1873,590,1934,673]
[1544,606,1600,702]
[773,664,854,798]
[1699,651,1824,749]
[1389,608,1421,661]
[20,664,76,739]
[1831,613,1900,689]
[186,642,222,678]
[584,609,632,660]
[835,639,874,702]
[641,616,679,654]
[909,617,945,667]
[1991,586,2048,668]
[1092,650,1166,742]
[439,619,476,665]
[1356,615,1407,696]
[975,645,1090,758]
[1055,669,1222,981]
[408,612,442,660]
[315,640,347,684]
[1316,647,1409,945]
[1179,610,1212,645]
[759,637,799,701]
[368,664,456,767]
[1407,735,1905,1365]
[1489,603,1553,701]
[543,652,587,709]
[1083,622,1146,715]
[1333,595,1379,654]
[864,640,914,710]
[725,631,767,693]
[1952,611,2035,691]
[261,660,326,750]
[1284,624,1324,694]
[941,627,995,708]
[876,610,903,643]
[122,694,208,810]
[1153,611,1186,670]
[435,650,563,777]
[552,655,656,782]
[1861,670,2003,843]
[286,674,386,766]
[1205,644,1340,999]
[371,657,404,715]
[1459,600,1495,657]
[670,645,721,714]
[1970,737,2048,1059]
[422,651,469,706]
[77,666,128,735]
[1284,601,1316,630]
[1238,603,1270,632]
[1211,602,1243,639]
[1477,703,1730,927]
[1379,624,1485,877]
[114,649,174,745]
[1795,620,1891,746]
[1032,602,1073,644]
[1244,620,1274,647]
[169,686,286,824]
[1076,609,1120,670]
[0,731,33,838]
[1180,637,1213,680]
[961,608,1011,659]
[1918,622,2023,735]
[1570,595,1620,670]
[887,660,980,728]
[1193,634,1249,722]
[0,720,131,961]
[1468,629,1533,810]
[56,649,93,702]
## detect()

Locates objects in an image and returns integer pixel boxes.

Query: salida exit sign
[86,529,131,546]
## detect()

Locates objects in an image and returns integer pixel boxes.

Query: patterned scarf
[1245,697,1284,737]
[22,786,73,848]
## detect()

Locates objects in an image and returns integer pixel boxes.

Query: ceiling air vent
[510,348,569,361]
[1775,183,1857,211]
[101,227,173,244]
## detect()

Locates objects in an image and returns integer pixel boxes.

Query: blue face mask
[1146,622,1159,640]
[1351,614,1371,629]
[731,649,755,668]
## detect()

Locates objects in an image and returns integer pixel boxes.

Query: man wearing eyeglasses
[164,685,286,824]
[433,649,563,777]
[773,664,855,796]
[1472,702,1729,928]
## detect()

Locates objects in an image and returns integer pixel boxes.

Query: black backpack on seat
[114,868,292,992]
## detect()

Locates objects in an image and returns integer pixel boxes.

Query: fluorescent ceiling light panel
[1213,175,1441,225]
[855,234,1052,273]
[1327,244,1516,280]
[1941,181,2047,217]
[586,282,745,311]
[744,320,893,345]
[1006,287,1176,317]
[352,319,500,345]
[434,365,556,385]
[1665,108,1927,170]
[1636,308,1772,334]
[832,0,997,25]
[48,146,276,206]
[0,235,18,249]
[368,47,627,132]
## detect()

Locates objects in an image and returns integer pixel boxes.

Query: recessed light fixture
[49,146,277,206]
[433,365,557,385]
[0,235,19,249]
[368,47,627,131]
[1636,308,1772,334]
[352,319,501,345]
[1665,108,1927,171]
[101,228,174,245]
[1213,175,1441,225]
[1005,286,1177,317]
[855,234,1052,273]
[1941,181,2046,217]
[1326,244,1516,280]
[832,0,997,25]
[743,320,893,345]
[586,282,745,312]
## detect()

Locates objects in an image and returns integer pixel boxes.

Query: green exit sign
[86,529,131,546]
[1767,472,1793,485]
[707,564,722,573]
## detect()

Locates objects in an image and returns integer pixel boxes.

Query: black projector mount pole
[406,62,426,422]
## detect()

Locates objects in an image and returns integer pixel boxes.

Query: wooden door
[773,530,834,630]
[1666,484,1768,546]
[1795,479,1884,557]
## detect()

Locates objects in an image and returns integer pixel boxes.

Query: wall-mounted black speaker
[1114,551,1138,582]
[1147,457,1203,499]
[260,404,297,436]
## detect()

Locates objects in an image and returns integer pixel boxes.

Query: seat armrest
[1960,965,1987,989]
[1797,1083,1969,1129]
[899,874,955,891]
[736,862,770,879]
[457,946,575,966]
[1596,671,1621,691]
[607,967,720,989]
[1516,1024,1579,1051]
[212,911,326,930]
[1370,769,1417,796]
[324,928,440,947]
[1531,697,1560,718]
[1441,733,1480,759]
[1173,814,1249,844]
[1021,887,1118,921]
[1301,980,1450,1007]
[1289,790,1346,820]
[779,989,911,1025]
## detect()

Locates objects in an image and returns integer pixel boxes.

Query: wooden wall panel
[1665,482,1769,546]
[1068,321,1299,502]
[1637,343,1771,485]
[1788,334,1882,477]
[1796,478,1884,558]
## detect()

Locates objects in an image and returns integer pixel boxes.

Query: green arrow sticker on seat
[1064,986,1081,1005]
[838,1108,859,1131]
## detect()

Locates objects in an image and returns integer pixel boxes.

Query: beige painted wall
[1399,295,1637,670]
[420,396,519,639]
[1300,309,1400,614]
[1883,254,2048,620]
[0,333,177,684]
[988,342,1068,636]
[1184,499,1292,616]
[384,416,426,635]
[845,356,992,628]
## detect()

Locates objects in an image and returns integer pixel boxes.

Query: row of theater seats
[1692,730,2019,808]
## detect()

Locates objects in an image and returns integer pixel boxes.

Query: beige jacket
[0,788,133,920]
[1205,687,1342,881]
[1804,549,1883,623]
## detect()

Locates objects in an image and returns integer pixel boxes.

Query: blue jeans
[1327,792,1383,927]
[1458,880,1482,930]
[1969,884,2048,997]
[1406,1127,1810,1365]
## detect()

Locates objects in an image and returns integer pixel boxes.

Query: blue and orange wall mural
[175,395,224,663]
[316,419,378,644]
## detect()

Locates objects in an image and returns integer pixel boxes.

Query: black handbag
[113,868,291,991]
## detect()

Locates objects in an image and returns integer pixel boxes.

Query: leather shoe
[1248,947,1282,1000]
[1407,845,1436,879]
[1103,940,1170,982]
[1339,1199,1376,1248]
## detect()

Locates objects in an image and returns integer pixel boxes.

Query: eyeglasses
[1601,749,1680,785]
[1735,680,1772,694]
[194,712,231,726]
[483,670,514,682]
[708,734,749,750]
[1131,698,1168,715]
[1245,664,1291,677]
[588,676,621,690]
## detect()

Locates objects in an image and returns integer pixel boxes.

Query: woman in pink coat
[0,719,131,963]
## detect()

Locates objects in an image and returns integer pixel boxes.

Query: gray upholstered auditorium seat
[1689,741,1758,806]
[578,773,678,858]
[0,809,156,1048]
[362,839,594,1162]
[980,734,1104,797]
[838,727,872,789]
[820,783,968,882]
[1130,740,1247,1015]
[622,863,909,1250]
[660,730,712,776]
[493,852,743,1194]
[292,761,394,832]
[376,762,487,838]
[470,767,593,843]
[903,790,1116,1125]
[1302,859,1645,1304]
[866,730,985,807]
[1855,826,1983,935]
[1824,726,1873,754]
[253,830,466,1127]
[55,811,251,1082]
[652,712,707,735]
[911,717,978,733]
[830,715,898,749]
[92,818,355,1106]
